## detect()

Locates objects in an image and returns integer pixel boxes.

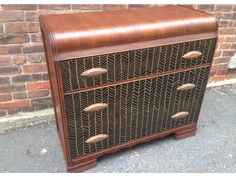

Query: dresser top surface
[39,5,217,56]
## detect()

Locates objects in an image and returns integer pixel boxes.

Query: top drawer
[60,38,216,93]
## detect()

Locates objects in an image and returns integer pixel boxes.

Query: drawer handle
[177,83,196,91]
[171,111,189,119]
[182,51,202,59]
[86,134,108,144]
[81,68,107,77]
[83,103,108,112]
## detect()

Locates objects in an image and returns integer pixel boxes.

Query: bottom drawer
[64,66,210,159]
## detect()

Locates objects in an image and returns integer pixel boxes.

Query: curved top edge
[39,5,218,55]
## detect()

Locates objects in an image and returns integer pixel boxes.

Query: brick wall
[0,4,235,117]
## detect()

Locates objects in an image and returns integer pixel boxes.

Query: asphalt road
[0,87,236,172]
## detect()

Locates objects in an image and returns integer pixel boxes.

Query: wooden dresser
[39,5,218,172]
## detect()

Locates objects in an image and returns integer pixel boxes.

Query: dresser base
[67,123,197,172]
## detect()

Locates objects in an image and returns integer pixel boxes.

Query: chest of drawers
[39,5,218,172]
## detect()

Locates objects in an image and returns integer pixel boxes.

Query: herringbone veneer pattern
[64,66,210,159]
[60,38,216,92]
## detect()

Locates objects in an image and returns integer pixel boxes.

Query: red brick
[72,4,100,10]
[28,89,49,98]
[101,5,128,11]
[0,93,12,102]
[30,33,42,42]
[39,4,71,10]
[226,73,236,80]
[210,75,227,81]
[0,66,21,75]
[5,23,39,33]
[228,20,236,27]
[27,53,45,63]
[0,56,11,66]
[219,28,235,35]
[23,44,44,54]
[12,55,27,65]
[1,4,37,10]
[0,45,22,55]
[219,43,231,49]
[23,64,47,73]
[26,81,50,91]
[0,99,29,110]
[218,19,229,27]
[25,11,57,22]
[0,11,23,22]
[223,50,235,57]
[13,92,27,99]
[214,50,222,57]
[0,34,29,44]
[222,12,236,20]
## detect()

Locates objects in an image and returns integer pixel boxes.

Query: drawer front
[60,38,216,92]
[64,66,210,159]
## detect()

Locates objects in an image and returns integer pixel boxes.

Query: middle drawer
[60,38,216,92]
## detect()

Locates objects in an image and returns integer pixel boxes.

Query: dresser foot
[67,159,97,173]
[175,126,197,140]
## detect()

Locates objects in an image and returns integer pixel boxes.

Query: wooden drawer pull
[86,134,108,144]
[171,111,189,119]
[182,51,202,59]
[177,83,195,91]
[81,68,107,77]
[83,103,108,112]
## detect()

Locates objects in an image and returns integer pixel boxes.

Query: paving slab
[0,87,236,172]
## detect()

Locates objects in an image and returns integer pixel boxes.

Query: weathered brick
[219,28,235,35]
[214,50,222,57]
[39,4,71,10]
[224,36,236,42]
[215,5,232,11]
[101,5,128,11]
[0,24,3,33]
[128,4,151,9]
[0,84,25,93]
[26,81,50,91]
[218,19,229,27]
[0,45,22,55]
[0,77,10,85]
[12,74,46,83]
[223,50,235,57]
[228,20,236,27]
[0,34,29,44]
[1,4,37,10]
[23,44,44,54]
[23,64,47,73]
[0,11,23,22]
[0,56,11,66]
[0,66,21,75]
[0,93,12,102]
[0,99,29,110]
[30,33,42,42]
[13,92,27,99]
[31,97,52,107]
[72,4,100,10]
[7,108,21,115]
[213,57,230,64]
[222,12,236,20]
[0,110,7,117]
[196,4,215,11]
[12,55,27,65]
[27,53,45,63]
[231,43,236,49]
[28,90,49,98]
[5,23,39,33]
